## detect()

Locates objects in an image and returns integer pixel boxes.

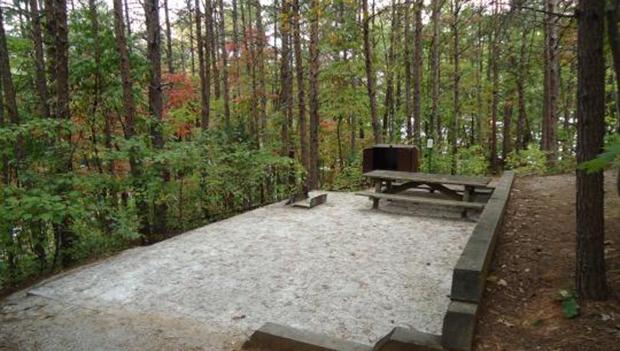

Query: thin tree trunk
[54,0,75,266]
[412,0,423,147]
[208,1,220,100]
[308,0,320,189]
[404,1,412,141]
[44,0,57,117]
[516,29,530,150]
[0,5,21,180]
[196,0,210,129]
[292,0,307,170]
[231,0,241,98]
[576,0,608,301]
[218,0,230,126]
[542,0,559,165]
[362,0,381,144]
[450,0,461,175]
[164,0,174,73]
[187,0,195,75]
[30,0,50,119]
[502,99,513,165]
[145,0,169,237]
[124,0,131,41]
[278,0,293,156]
[489,0,500,174]
[430,0,442,142]
[383,0,397,142]
[253,0,267,145]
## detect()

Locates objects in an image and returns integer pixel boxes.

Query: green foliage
[579,134,620,173]
[457,146,489,176]
[506,144,548,175]
[329,154,367,191]
[558,289,580,319]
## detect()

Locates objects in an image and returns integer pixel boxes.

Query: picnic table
[356,170,493,214]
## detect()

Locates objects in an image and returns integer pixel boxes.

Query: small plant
[505,144,548,175]
[558,289,580,319]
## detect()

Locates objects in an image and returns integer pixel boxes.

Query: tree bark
[164,0,174,73]
[145,0,169,237]
[278,0,293,156]
[450,0,461,175]
[292,0,307,170]
[218,0,231,126]
[0,5,21,180]
[207,1,220,100]
[308,0,320,189]
[404,1,412,142]
[362,0,381,144]
[30,0,50,119]
[195,0,210,129]
[542,0,559,165]
[430,0,442,142]
[412,0,423,147]
[187,0,195,75]
[576,0,608,301]
[489,0,500,174]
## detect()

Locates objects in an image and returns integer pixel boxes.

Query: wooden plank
[355,191,485,210]
[362,170,492,188]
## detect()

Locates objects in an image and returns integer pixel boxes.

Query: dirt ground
[474,172,620,351]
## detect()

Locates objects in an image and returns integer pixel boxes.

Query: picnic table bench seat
[355,191,486,210]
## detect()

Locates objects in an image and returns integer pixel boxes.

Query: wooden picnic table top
[363,170,492,188]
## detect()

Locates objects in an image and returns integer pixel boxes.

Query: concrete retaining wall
[441,171,515,350]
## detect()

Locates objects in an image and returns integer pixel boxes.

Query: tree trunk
[145,0,169,237]
[412,0,423,147]
[542,0,559,166]
[0,5,21,180]
[383,0,398,142]
[489,0,500,174]
[502,99,513,165]
[30,0,50,119]
[164,0,174,73]
[516,29,531,151]
[362,0,381,144]
[292,0,308,170]
[404,1,412,141]
[430,0,442,142]
[278,0,293,156]
[576,0,608,301]
[308,0,320,189]
[208,1,220,100]
[124,0,131,39]
[187,0,195,75]
[231,0,241,98]
[195,0,210,129]
[218,0,231,126]
[450,0,461,175]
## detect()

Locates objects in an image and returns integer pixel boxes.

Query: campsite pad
[1,192,475,350]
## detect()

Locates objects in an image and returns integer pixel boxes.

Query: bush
[505,144,548,174]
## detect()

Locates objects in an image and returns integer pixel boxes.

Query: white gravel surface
[1,192,475,350]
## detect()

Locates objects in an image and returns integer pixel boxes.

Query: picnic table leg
[373,180,382,209]
[462,185,474,218]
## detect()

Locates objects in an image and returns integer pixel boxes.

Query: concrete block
[373,327,443,351]
[243,322,372,351]
[441,301,478,351]
[450,171,515,303]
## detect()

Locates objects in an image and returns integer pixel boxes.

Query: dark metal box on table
[362,144,420,173]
